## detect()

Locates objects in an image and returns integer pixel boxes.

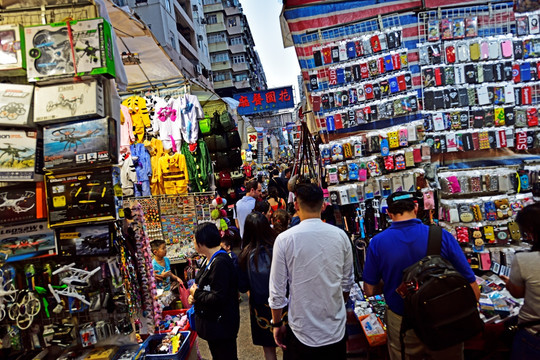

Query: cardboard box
[0,221,56,263]
[56,223,112,257]
[0,83,33,126]
[45,166,123,227]
[0,181,47,225]
[43,117,118,171]
[0,129,37,181]
[25,18,115,82]
[34,79,104,123]
[359,314,387,347]
[0,24,25,74]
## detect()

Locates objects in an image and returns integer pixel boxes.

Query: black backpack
[399,225,483,356]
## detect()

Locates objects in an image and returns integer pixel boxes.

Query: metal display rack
[124,192,215,261]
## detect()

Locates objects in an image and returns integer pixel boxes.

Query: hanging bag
[178,281,191,309]
[199,117,212,136]
[220,111,235,132]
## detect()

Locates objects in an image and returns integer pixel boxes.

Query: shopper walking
[267,186,287,216]
[188,222,240,360]
[238,211,279,360]
[269,183,354,360]
[234,179,262,238]
[500,203,540,360]
[362,192,480,360]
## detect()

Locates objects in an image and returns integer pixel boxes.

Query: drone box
[42,117,118,171]
[56,223,113,257]
[0,83,34,126]
[24,18,115,82]
[0,24,26,75]
[33,79,104,123]
[0,181,46,225]
[45,166,123,227]
[0,129,37,181]
[0,221,56,263]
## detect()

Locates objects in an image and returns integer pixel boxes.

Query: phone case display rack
[124,193,215,262]
[418,6,540,154]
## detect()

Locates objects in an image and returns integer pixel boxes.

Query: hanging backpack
[199,117,212,137]
[211,111,222,134]
[220,111,235,132]
[226,130,242,149]
[399,225,483,357]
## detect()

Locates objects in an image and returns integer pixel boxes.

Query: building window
[165,0,171,12]
[207,14,217,24]
[207,33,225,44]
[232,54,245,64]
[235,73,248,82]
[229,36,242,45]
[203,0,219,4]
[228,17,237,27]
[169,31,176,50]
[211,52,229,63]
[213,71,231,81]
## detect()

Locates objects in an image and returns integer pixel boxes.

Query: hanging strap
[426,225,442,256]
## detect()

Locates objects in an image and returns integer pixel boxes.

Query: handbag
[502,316,540,347]
[177,281,191,310]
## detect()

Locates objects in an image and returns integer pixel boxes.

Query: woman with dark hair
[254,199,272,221]
[500,203,540,359]
[267,186,286,216]
[238,212,280,360]
[188,222,240,360]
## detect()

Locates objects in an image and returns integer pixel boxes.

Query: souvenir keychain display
[309,27,420,131]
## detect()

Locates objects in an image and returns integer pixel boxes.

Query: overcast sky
[240,0,301,103]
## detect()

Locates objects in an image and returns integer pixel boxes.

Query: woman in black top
[188,222,240,360]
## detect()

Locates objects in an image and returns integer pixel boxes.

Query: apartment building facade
[120,0,213,87]
[203,0,267,98]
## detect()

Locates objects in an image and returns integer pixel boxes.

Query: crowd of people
[157,165,540,360]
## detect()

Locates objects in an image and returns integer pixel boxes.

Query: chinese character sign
[234,86,295,115]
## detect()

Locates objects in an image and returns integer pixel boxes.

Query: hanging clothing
[130,142,152,186]
[181,139,212,193]
[157,152,190,194]
[148,138,166,195]
[174,94,204,144]
[119,104,135,148]
[152,97,182,151]
[122,96,151,142]
[120,155,137,196]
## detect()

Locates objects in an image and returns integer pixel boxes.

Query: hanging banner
[234,86,294,115]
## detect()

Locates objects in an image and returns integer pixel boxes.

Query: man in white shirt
[233,179,261,238]
[269,183,354,360]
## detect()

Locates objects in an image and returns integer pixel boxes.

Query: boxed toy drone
[56,223,112,257]
[0,181,47,225]
[42,117,118,170]
[24,18,115,82]
[0,83,33,126]
[0,129,37,181]
[0,221,56,263]
[45,166,123,227]
[0,24,25,74]
[34,79,104,123]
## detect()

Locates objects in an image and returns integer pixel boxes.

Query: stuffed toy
[211,197,229,235]
[495,199,512,219]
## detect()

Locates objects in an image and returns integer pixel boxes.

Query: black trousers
[283,325,347,360]
[207,337,238,360]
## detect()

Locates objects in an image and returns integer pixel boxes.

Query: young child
[220,236,239,272]
[150,240,182,290]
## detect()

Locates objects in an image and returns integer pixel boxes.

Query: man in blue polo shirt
[233,179,261,239]
[363,192,480,360]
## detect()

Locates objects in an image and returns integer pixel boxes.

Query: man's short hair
[386,191,417,215]
[195,222,222,248]
[296,183,324,212]
[246,179,259,192]
[150,239,166,254]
